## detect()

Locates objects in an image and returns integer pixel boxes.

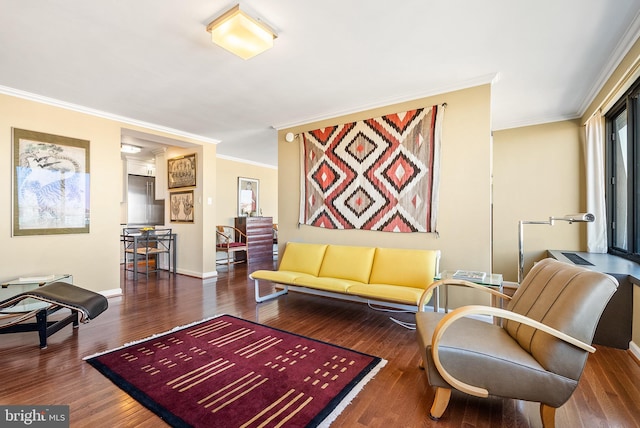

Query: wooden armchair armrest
[216,227,248,247]
[215,230,230,239]
[430,305,596,398]
[418,279,512,310]
[236,229,248,242]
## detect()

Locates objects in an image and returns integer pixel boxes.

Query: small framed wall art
[169,190,194,223]
[167,153,196,189]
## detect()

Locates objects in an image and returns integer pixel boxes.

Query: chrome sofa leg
[254,279,288,303]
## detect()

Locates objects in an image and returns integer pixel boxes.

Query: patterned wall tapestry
[299,104,443,233]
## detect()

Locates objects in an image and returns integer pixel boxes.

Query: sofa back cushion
[278,242,328,276]
[318,245,376,283]
[369,248,440,288]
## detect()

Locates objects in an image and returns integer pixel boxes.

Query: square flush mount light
[206,4,277,60]
[121,144,142,154]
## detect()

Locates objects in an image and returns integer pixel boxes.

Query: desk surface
[547,250,640,285]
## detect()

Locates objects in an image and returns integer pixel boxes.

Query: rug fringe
[82,314,223,360]
[317,357,388,427]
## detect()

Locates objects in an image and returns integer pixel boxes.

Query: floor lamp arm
[517,213,594,283]
[518,218,553,284]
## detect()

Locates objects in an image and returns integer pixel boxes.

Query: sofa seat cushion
[416,311,578,408]
[347,283,426,305]
[293,276,362,293]
[250,270,311,285]
[317,245,376,283]
[279,242,328,276]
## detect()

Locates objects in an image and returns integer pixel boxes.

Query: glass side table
[433,270,504,313]
[0,274,74,348]
[1,274,73,313]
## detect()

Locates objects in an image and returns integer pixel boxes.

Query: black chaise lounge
[0,281,108,348]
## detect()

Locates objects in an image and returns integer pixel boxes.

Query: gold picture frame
[12,128,90,236]
[170,190,194,223]
[167,153,196,189]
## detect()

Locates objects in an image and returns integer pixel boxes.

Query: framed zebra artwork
[12,128,90,236]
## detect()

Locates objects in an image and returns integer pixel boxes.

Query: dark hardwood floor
[1,261,639,427]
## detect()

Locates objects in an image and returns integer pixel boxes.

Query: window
[606,82,640,262]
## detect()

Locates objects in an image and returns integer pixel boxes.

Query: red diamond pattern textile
[301,105,442,232]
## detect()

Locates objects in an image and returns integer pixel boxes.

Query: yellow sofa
[250,242,441,310]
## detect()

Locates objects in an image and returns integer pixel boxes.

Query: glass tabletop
[1,274,72,313]
[2,274,71,288]
[435,270,503,287]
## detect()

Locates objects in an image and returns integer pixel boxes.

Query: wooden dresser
[235,216,273,263]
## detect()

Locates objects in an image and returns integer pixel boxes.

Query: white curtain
[584,111,608,253]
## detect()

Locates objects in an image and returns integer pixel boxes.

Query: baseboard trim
[629,341,640,365]
[101,288,123,298]
[175,269,218,279]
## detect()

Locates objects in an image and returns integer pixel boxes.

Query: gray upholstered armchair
[416,258,618,428]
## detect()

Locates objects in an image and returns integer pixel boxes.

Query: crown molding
[492,113,581,132]
[577,9,640,117]
[0,85,221,145]
[271,73,498,130]
[216,153,277,170]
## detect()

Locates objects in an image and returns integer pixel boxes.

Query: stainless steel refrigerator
[127,174,165,225]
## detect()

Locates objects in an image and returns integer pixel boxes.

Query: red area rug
[85,315,386,427]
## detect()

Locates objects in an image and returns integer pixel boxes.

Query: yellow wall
[215,157,278,226]
[278,84,493,306]
[0,93,218,291]
[493,120,586,281]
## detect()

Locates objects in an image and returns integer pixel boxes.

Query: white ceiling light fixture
[285,132,298,143]
[121,143,142,154]
[206,4,277,60]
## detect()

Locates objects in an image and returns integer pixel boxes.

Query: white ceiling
[2,1,640,167]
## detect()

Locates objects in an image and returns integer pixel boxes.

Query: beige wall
[0,93,218,291]
[215,157,278,226]
[580,35,640,349]
[493,120,586,281]
[163,145,219,279]
[278,84,493,306]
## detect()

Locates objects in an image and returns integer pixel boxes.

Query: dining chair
[215,225,249,267]
[124,228,173,279]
